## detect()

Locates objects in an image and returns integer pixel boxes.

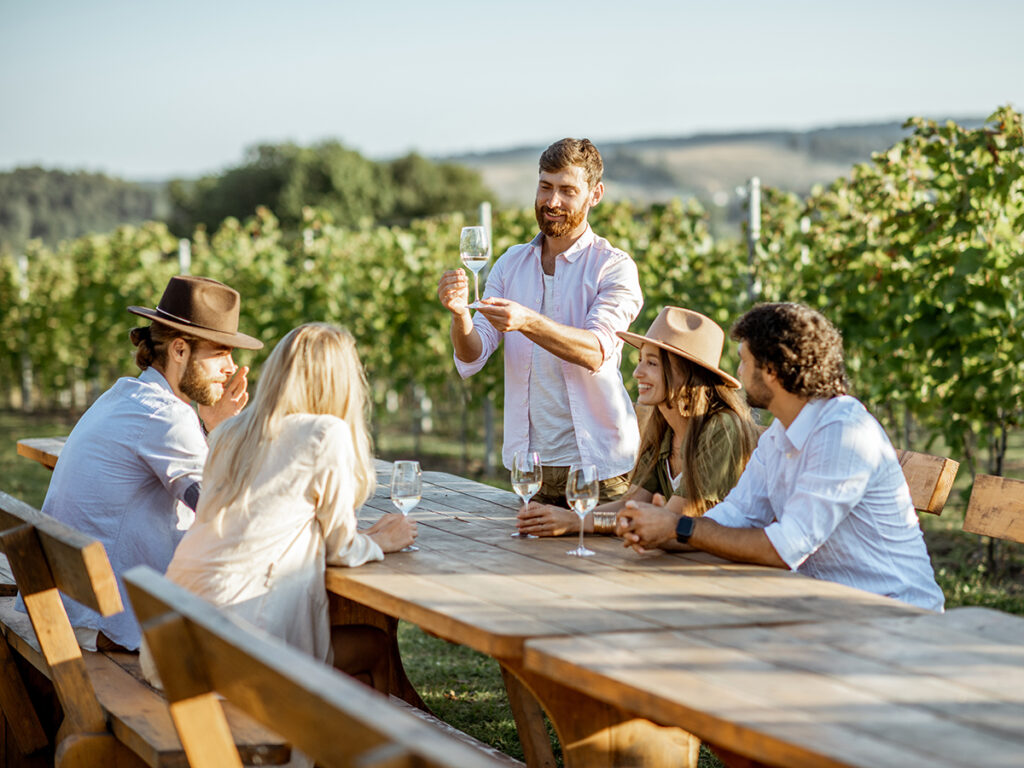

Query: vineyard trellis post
[17,252,33,412]
[745,176,761,305]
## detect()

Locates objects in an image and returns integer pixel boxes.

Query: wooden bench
[964,473,1024,544]
[0,490,289,767]
[124,565,516,768]
[895,448,959,515]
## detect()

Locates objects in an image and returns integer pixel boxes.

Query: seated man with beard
[37,275,263,651]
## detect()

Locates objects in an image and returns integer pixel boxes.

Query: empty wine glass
[565,463,599,557]
[511,451,542,539]
[390,460,421,552]
[460,225,489,309]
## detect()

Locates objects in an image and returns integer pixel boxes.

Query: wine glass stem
[473,271,480,303]
[578,518,586,551]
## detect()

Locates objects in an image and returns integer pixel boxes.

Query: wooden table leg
[327,594,430,712]
[499,660,700,768]
[499,665,557,768]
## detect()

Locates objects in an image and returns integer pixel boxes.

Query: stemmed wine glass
[565,463,599,557]
[460,226,489,309]
[510,451,542,539]
[390,460,421,552]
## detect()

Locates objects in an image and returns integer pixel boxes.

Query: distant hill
[443,118,984,206]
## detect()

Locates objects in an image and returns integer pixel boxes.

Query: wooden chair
[963,474,1024,544]
[0,490,289,767]
[895,449,960,516]
[124,565,512,768]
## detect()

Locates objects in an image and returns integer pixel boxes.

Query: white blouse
[153,413,382,665]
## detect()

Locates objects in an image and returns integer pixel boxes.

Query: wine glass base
[566,546,596,557]
[511,531,538,539]
[467,301,485,309]
[400,545,419,552]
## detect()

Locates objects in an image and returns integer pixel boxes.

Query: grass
[5,409,1022,767]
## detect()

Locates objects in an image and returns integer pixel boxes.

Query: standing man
[41,275,264,650]
[617,302,945,611]
[438,138,642,504]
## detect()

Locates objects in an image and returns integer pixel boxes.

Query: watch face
[676,515,696,542]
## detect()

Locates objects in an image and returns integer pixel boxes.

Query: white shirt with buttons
[706,396,945,612]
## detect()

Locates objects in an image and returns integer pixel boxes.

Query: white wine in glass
[390,460,421,552]
[511,450,542,538]
[460,225,490,309]
[565,463,599,557]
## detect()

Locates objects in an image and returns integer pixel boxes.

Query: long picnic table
[21,442,1013,768]
[524,606,1024,768]
[327,460,929,768]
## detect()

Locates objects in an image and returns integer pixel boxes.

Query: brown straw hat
[617,306,740,388]
[128,276,264,350]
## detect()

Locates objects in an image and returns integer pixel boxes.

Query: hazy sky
[2,0,1022,179]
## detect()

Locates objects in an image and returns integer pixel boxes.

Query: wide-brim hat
[128,275,264,350]
[618,306,740,388]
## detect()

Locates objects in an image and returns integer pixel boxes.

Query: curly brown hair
[730,303,849,398]
[538,138,603,189]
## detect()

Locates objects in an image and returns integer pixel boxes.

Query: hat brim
[128,307,264,351]
[618,330,741,389]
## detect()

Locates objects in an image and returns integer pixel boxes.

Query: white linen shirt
[705,396,945,612]
[37,366,206,650]
[147,414,383,667]
[455,227,642,479]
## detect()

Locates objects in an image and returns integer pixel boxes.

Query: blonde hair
[630,349,759,514]
[202,323,376,514]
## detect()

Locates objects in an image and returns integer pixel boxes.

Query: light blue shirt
[39,366,206,649]
[706,396,945,612]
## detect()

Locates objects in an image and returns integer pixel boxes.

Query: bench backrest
[124,566,506,768]
[895,449,959,515]
[0,490,123,739]
[964,474,1024,544]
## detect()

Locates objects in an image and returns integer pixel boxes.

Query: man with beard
[616,303,944,611]
[39,275,263,650]
[438,138,642,505]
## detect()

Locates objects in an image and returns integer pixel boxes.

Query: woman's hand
[367,513,418,553]
[517,502,580,537]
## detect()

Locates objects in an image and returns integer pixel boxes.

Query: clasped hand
[615,493,679,553]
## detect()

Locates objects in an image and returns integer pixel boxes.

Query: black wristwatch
[675,515,696,544]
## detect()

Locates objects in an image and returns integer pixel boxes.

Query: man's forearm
[451,311,483,363]
[691,517,788,568]
[521,314,603,372]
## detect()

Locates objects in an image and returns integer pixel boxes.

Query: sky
[2,0,1023,180]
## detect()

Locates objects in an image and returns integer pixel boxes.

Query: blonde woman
[517,307,758,537]
[141,323,415,689]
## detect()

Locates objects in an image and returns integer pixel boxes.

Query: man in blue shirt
[40,275,263,650]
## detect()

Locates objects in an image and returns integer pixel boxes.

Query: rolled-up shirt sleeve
[453,256,505,379]
[761,421,876,570]
[316,423,385,568]
[139,405,207,511]
[584,254,642,364]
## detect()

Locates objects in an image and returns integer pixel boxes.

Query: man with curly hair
[617,302,944,611]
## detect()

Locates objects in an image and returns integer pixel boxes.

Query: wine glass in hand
[460,226,489,309]
[511,451,542,539]
[390,460,421,552]
[565,463,599,557]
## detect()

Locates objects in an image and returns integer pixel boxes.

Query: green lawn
[4,409,1021,767]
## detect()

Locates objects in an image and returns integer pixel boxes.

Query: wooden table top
[16,436,66,470]
[327,461,924,661]
[524,606,1024,768]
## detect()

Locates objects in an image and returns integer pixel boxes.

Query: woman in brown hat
[517,306,759,537]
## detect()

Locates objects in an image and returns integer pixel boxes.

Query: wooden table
[327,461,927,768]
[15,436,66,470]
[524,606,1024,768]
